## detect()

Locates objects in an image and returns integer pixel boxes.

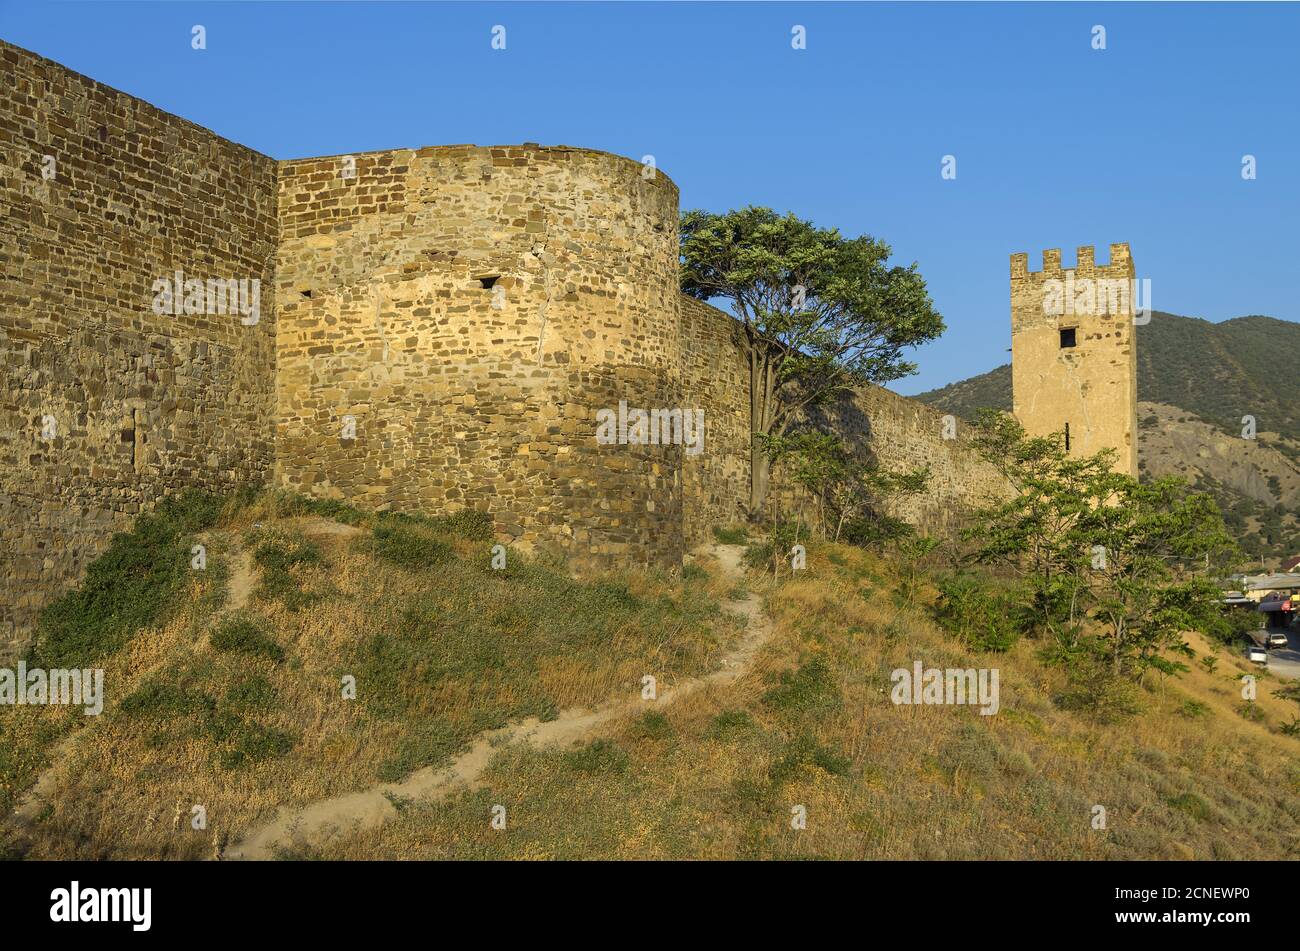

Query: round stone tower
[274,144,684,569]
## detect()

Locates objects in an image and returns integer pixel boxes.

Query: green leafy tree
[679,206,943,517]
[1079,475,1235,677]
[965,410,1237,711]
[965,409,1113,640]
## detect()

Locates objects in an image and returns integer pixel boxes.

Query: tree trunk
[746,337,779,520]
[750,444,771,520]
[1113,617,1125,675]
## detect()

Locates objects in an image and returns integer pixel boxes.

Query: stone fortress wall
[678,295,752,545]
[788,383,1013,536]
[274,144,684,571]
[0,41,279,645]
[1010,243,1138,475]
[1,40,1007,649]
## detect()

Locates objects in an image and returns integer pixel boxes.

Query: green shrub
[712,525,749,545]
[707,708,756,739]
[742,539,775,570]
[631,711,674,741]
[119,682,215,718]
[254,537,324,572]
[681,562,709,583]
[763,657,841,719]
[564,739,630,775]
[1167,792,1210,822]
[263,490,366,526]
[1205,606,1262,646]
[377,723,471,783]
[199,705,294,769]
[729,734,850,814]
[370,522,454,569]
[376,509,494,541]
[742,522,800,574]
[253,534,325,610]
[1053,654,1142,723]
[224,675,277,710]
[111,657,291,771]
[32,490,228,667]
[211,616,285,663]
[839,514,913,548]
[216,723,294,770]
[589,581,638,611]
[769,733,851,784]
[295,496,365,526]
[1237,702,1265,723]
[932,572,1023,652]
[730,775,771,810]
[429,509,494,541]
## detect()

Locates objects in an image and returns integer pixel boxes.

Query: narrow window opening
[478,275,500,290]
[1059,327,1077,348]
[1064,422,1071,452]
[300,289,313,299]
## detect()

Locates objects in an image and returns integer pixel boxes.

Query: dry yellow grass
[6,514,1298,861]
[1,504,739,859]
[299,543,1300,860]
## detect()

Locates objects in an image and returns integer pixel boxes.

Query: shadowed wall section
[678,297,1009,540]
[679,295,751,545]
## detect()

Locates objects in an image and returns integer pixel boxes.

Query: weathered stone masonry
[1,42,278,647]
[275,145,683,572]
[1,42,1007,650]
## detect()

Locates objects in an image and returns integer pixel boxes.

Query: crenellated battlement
[1011,242,1133,280]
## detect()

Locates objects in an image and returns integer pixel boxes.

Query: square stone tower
[1009,244,1138,476]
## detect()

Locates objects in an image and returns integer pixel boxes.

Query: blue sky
[3,1,1297,394]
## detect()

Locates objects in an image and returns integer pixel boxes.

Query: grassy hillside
[914,312,1300,563]
[1136,313,1300,457]
[293,542,1300,861]
[1,491,739,859]
[5,493,1298,860]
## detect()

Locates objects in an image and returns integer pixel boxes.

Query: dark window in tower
[1064,422,1071,452]
[1059,327,1077,348]
[478,275,500,290]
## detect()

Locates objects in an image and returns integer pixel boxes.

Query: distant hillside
[913,311,1300,565]
[913,363,1012,419]
[1136,312,1300,458]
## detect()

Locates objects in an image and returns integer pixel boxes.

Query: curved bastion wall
[274,144,685,569]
